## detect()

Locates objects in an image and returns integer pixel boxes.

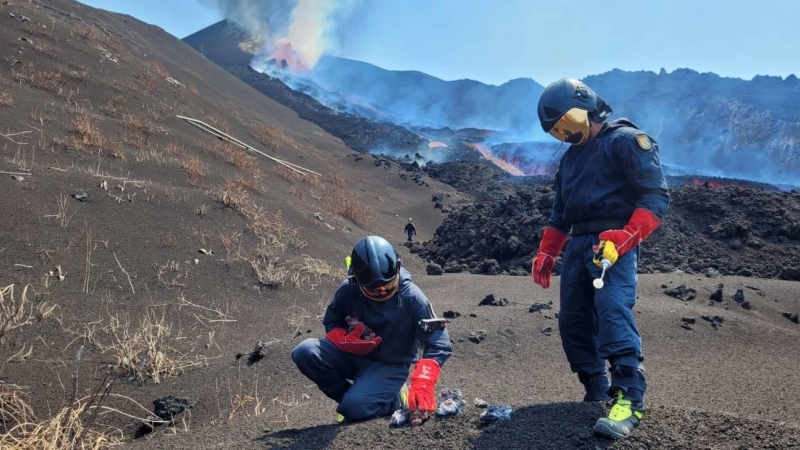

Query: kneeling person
[292,235,452,423]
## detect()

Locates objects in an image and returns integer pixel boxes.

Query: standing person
[531,78,669,440]
[404,218,417,242]
[291,235,451,423]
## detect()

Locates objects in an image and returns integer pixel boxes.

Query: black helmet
[350,236,400,301]
[537,78,612,145]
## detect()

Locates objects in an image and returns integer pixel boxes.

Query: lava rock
[664,284,697,301]
[733,288,752,309]
[71,189,88,202]
[426,263,444,276]
[541,327,553,336]
[479,294,508,306]
[443,310,460,319]
[706,268,722,278]
[782,312,799,324]
[153,396,192,422]
[236,338,280,365]
[468,330,487,343]
[701,315,725,330]
[528,302,553,313]
[710,283,724,302]
[480,405,513,423]
[436,388,466,417]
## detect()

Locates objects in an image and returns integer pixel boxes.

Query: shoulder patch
[635,134,653,151]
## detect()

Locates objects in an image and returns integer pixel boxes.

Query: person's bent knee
[291,338,320,365]
[337,394,376,422]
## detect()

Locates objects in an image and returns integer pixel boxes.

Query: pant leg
[337,359,409,422]
[291,338,355,403]
[559,235,609,399]
[585,245,647,404]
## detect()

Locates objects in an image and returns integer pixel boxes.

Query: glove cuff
[411,358,441,384]
[629,208,661,241]
[539,227,569,257]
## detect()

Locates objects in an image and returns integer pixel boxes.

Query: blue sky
[79,0,799,86]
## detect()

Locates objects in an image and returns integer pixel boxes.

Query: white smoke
[201,0,361,68]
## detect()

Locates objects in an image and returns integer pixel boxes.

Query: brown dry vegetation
[0,285,55,345]
[252,124,297,151]
[206,115,230,134]
[12,62,64,93]
[182,155,208,186]
[213,142,262,176]
[72,23,97,40]
[0,91,12,107]
[33,40,59,58]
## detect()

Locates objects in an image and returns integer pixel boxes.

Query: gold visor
[547,108,590,145]
[360,276,399,301]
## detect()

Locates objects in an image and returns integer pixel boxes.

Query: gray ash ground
[414,161,800,280]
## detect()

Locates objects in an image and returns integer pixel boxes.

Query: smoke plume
[200,0,361,68]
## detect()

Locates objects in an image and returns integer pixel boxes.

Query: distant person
[531,78,670,440]
[404,218,417,242]
[291,235,451,423]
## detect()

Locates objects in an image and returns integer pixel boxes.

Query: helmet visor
[360,276,399,301]
[547,108,590,145]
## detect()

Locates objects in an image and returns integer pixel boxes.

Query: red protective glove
[408,358,441,411]
[531,227,569,289]
[598,208,661,257]
[325,324,382,355]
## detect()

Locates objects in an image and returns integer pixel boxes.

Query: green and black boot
[593,390,643,440]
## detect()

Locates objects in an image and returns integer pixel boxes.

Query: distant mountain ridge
[183,20,800,186]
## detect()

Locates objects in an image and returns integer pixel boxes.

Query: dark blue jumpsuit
[291,267,451,421]
[548,119,669,405]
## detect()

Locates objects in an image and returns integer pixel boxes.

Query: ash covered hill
[416,162,800,281]
[184,21,426,155]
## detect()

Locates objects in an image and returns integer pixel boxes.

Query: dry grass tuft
[217,178,307,286]
[320,184,375,228]
[100,96,124,118]
[0,91,12,107]
[103,308,203,383]
[330,174,346,188]
[291,256,346,288]
[219,178,250,211]
[72,110,104,148]
[12,62,63,92]
[0,285,55,345]
[122,113,156,148]
[164,142,187,157]
[34,40,59,58]
[0,362,124,450]
[0,383,36,427]
[69,65,90,83]
[207,116,230,134]
[250,252,288,288]
[73,23,97,40]
[182,155,207,186]
[214,142,262,176]
[272,164,303,184]
[252,125,298,151]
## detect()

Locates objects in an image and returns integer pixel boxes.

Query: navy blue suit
[549,119,669,404]
[292,267,451,421]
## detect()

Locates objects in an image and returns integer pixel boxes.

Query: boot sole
[593,420,627,440]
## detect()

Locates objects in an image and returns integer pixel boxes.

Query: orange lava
[467,143,524,176]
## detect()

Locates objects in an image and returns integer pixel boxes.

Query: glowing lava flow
[269,39,309,73]
[467,143,525,176]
